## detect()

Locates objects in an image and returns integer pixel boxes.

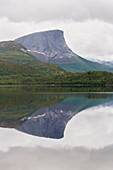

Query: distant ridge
[16,29,113,73]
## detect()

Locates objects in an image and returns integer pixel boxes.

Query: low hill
[0,41,66,82]
[0,41,66,85]
[15,30,113,73]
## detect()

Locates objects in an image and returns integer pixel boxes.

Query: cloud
[0,145,113,170]
[0,0,113,61]
[0,0,113,24]
[0,18,113,61]
[63,20,113,60]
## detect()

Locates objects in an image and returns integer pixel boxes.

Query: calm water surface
[0,87,113,170]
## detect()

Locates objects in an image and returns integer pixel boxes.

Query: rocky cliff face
[15,30,81,64]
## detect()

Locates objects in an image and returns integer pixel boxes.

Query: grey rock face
[15,30,80,64]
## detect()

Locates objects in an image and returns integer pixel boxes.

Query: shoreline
[0,84,113,87]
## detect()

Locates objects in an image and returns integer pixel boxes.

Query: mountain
[1,41,113,87]
[15,29,113,73]
[0,41,66,84]
[92,59,113,68]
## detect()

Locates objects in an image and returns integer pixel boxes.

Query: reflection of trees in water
[0,87,113,131]
[0,87,66,128]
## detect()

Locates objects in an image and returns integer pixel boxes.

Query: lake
[0,87,113,170]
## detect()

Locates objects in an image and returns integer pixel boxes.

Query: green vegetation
[47,71,113,87]
[0,41,65,76]
[0,41,113,87]
[1,70,113,87]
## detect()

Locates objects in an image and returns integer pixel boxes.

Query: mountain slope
[59,56,113,73]
[1,41,113,87]
[0,41,65,76]
[15,29,113,73]
[0,41,66,85]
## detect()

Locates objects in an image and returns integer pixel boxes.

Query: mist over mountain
[92,59,113,68]
[16,29,113,73]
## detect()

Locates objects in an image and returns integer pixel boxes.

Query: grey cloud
[0,145,113,170]
[0,18,113,61]
[0,0,113,24]
[61,20,113,60]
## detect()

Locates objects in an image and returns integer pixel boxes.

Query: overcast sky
[0,0,113,61]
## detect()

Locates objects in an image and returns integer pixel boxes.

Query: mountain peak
[15,29,79,64]
[37,29,64,34]
[17,29,64,38]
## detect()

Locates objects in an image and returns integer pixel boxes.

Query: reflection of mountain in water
[0,87,65,128]
[0,87,113,139]
[17,93,113,139]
